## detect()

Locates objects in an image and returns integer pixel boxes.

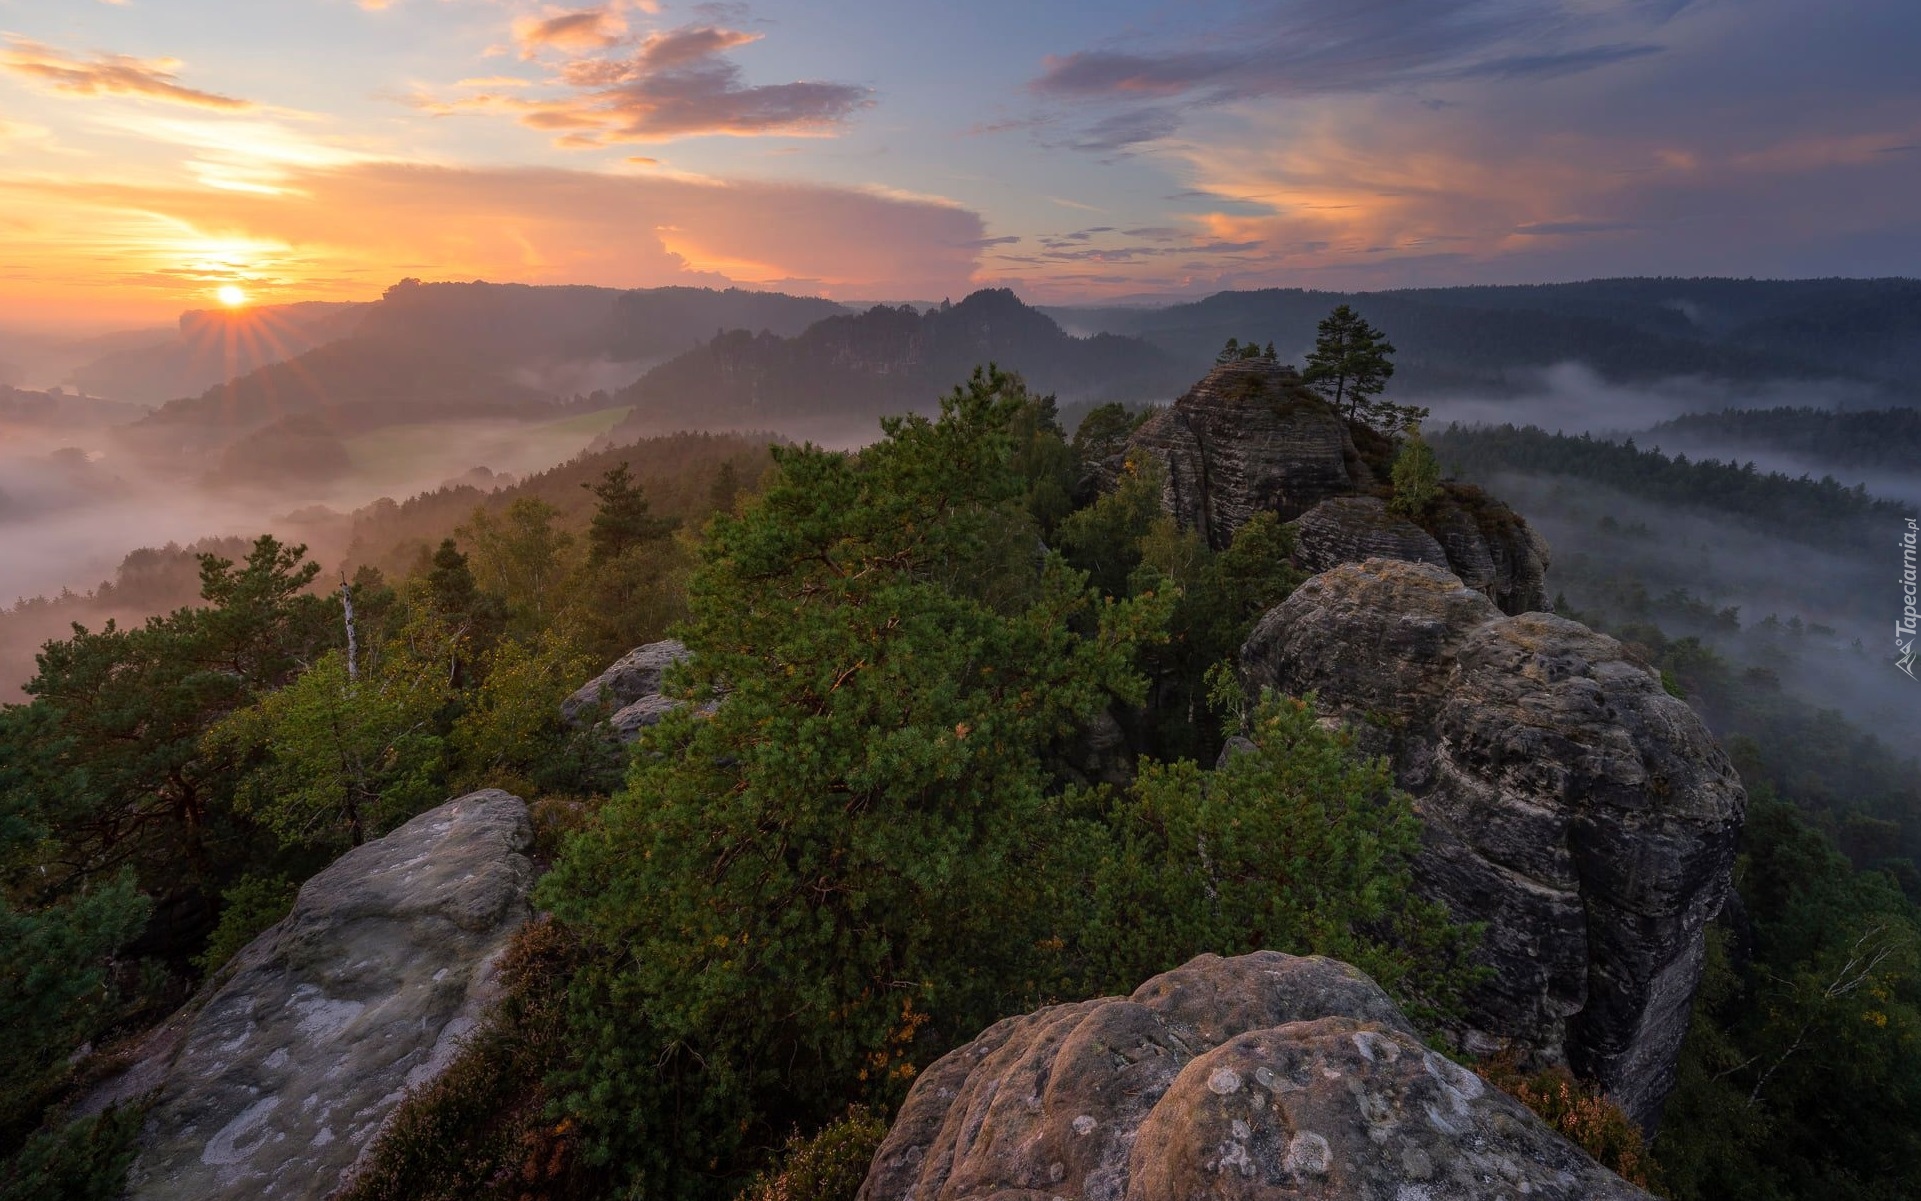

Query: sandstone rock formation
[1126,360,1370,548]
[1121,361,1550,614]
[860,951,1652,1201]
[1291,496,1450,576]
[1241,560,1744,1126]
[116,790,534,1201]
[1289,493,1552,617]
[560,639,691,742]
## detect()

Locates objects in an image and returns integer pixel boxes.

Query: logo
[1901,518,1919,680]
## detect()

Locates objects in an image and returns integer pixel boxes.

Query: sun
[216,284,248,307]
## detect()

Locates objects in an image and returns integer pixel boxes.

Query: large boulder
[560,639,692,741]
[1126,360,1370,549]
[1291,496,1450,576]
[860,951,1652,1201]
[1241,560,1744,1126]
[115,791,534,1201]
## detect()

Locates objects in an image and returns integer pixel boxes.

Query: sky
[1,0,1918,328]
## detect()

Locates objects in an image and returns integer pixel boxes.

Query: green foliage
[1301,305,1397,426]
[460,497,574,628]
[1658,793,1921,1199]
[583,463,678,566]
[1389,429,1443,518]
[742,1108,889,1201]
[208,618,453,850]
[0,876,150,1134]
[540,367,1167,1196]
[1061,687,1477,1020]
[1003,384,1079,536]
[1056,457,1165,599]
[191,873,296,976]
[448,626,613,796]
[1214,336,1276,364]
[0,1102,147,1201]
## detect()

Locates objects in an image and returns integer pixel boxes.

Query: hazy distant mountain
[0,384,148,428]
[119,281,856,452]
[1046,278,1921,399]
[605,288,1183,437]
[69,302,370,405]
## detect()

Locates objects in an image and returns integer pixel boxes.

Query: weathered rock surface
[560,639,691,742]
[1127,360,1370,549]
[860,951,1651,1201]
[1241,560,1744,1126]
[1292,496,1450,576]
[1290,493,1552,617]
[119,790,534,1201]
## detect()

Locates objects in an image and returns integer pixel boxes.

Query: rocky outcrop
[1126,360,1370,549]
[116,791,534,1201]
[1290,493,1551,617]
[1241,560,1744,1126]
[561,639,691,741]
[860,951,1651,1201]
[1291,496,1449,576]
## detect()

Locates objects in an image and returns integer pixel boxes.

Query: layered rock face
[560,639,691,742]
[1291,496,1449,576]
[860,951,1652,1201]
[117,791,534,1201]
[1126,360,1370,549]
[1290,493,1551,617]
[1241,560,1745,1126]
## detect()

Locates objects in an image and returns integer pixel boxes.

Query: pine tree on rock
[1303,304,1403,429]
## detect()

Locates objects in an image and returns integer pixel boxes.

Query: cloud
[1031,0,1685,149]
[1,36,251,110]
[420,19,871,143]
[0,161,987,323]
[513,7,628,59]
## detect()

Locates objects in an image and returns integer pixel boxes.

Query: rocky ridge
[1241,559,1745,1126]
[859,950,1652,1201]
[1122,359,1549,614]
[106,790,534,1201]
[560,638,692,742]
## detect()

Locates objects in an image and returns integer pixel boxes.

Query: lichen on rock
[859,951,1653,1201]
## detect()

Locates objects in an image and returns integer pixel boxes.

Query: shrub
[741,1107,889,1201]
[192,874,296,975]
[1478,1056,1652,1187]
[0,1103,147,1201]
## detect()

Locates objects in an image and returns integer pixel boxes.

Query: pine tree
[1389,428,1443,517]
[584,464,678,565]
[1302,305,1398,426]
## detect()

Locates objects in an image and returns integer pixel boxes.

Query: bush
[1477,1056,1652,1188]
[192,874,296,975]
[0,1103,147,1201]
[741,1107,889,1201]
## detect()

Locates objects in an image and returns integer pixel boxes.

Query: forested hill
[1645,406,1921,472]
[1047,277,1921,397]
[601,288,1184,436]
[1427,422,1904,552]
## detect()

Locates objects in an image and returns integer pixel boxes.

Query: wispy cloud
[419,17,871,144]
[1031,0,1684,150]
[1,36,251,110]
